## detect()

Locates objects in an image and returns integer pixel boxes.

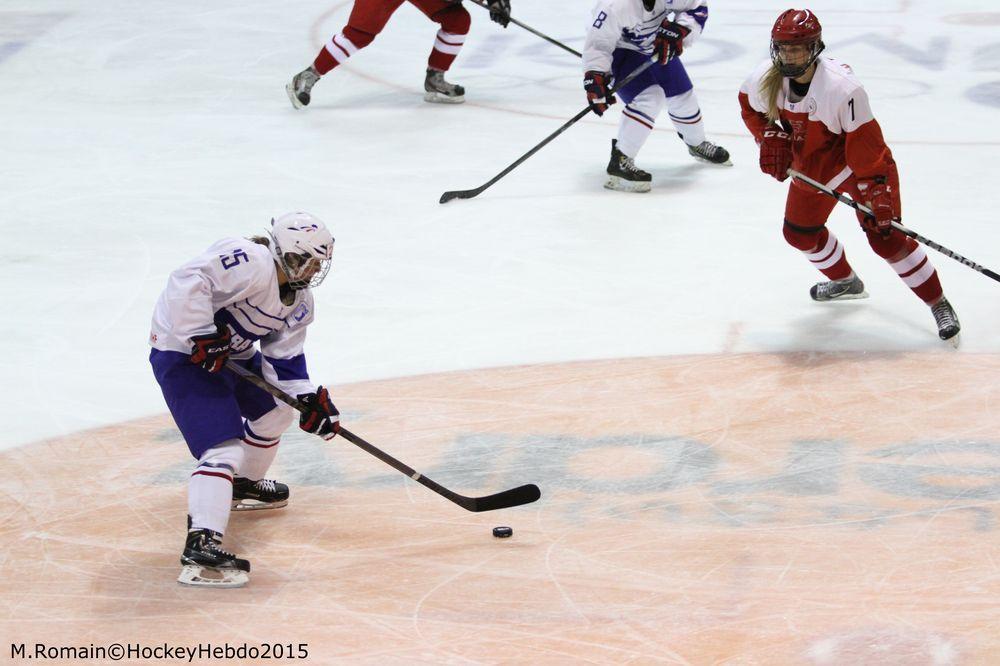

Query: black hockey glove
[298,386,340,440]
[189,325,231,373]
[486,0,511,27]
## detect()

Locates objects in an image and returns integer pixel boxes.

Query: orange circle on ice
[3,353,999,663]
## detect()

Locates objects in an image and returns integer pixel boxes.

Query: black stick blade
[469,484,541,512]
[440,188,481,204]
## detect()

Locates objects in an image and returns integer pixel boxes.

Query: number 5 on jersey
[219,249,249,270]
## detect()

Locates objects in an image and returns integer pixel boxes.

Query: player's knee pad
[432,4,471,34]
[783,219,826,252]
[865,227,910,258]
[195,438,245,479]
[245,405,294,443]
[343,25,376,49]
[625,86,665,120]
[665,88,698,115]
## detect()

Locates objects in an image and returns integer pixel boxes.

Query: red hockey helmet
[770,9,825,77]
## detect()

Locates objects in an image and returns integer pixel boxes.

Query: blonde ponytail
[759,64,784,123]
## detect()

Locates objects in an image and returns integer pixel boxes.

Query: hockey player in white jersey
[583,0,731,192]
[149,212,339,588]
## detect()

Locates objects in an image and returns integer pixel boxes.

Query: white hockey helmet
[268,212,335,290]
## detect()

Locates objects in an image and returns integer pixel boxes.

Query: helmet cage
[273,247,331,290]
[770,37,825,77]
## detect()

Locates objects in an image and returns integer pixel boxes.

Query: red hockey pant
[313,0,470,75]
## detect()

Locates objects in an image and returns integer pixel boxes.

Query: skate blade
[231,498,288,511]
[812,289,870,302]
[177,564,249,589]
[423,91,465,104]
[604,176,651,193]
[689,154,733,167]
[942,332,961,349]
[285,83,305,110]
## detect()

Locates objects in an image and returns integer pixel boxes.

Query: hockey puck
[492,526,513,538]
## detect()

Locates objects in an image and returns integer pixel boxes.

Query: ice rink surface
[2,0,999,663]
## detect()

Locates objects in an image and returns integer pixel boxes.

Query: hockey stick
[789,168,1000,284]
[440,59,655,203]
[224,361,541,512]
[466,0,582,58]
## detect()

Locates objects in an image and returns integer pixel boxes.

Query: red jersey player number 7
[738,8,960,344]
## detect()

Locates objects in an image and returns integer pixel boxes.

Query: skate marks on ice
[2,353,999,663]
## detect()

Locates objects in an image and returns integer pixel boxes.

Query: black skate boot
[424,68,465,104]
[686,140,733,166]
[930,297,960,345]
[286,66,320,109]
[605,139,652,193]
[232,477,289,511]
[810,274,868,302]
[178,525,250,588]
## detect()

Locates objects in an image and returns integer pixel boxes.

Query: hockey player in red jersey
[286,0,511,107]
[739,9,960,343]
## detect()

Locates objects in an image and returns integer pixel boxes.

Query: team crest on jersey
[806,98,818,114]
[291,303,310,323]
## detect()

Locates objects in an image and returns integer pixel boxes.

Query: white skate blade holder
[605,176,651,193]
[423,91,465,104]
[231,497,288,512]
[285,83,305,110]
[178,564,249,589]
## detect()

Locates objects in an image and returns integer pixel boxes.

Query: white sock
[188,439,243,534]
[616,86,665,158]
[666,88,705,146]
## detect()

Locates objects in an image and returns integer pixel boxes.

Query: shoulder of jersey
[750,58,773,81]
[595,0,630,15]
[817,57,863,95]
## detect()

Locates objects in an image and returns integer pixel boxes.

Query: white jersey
[150,237,316,397]
[583,0,708,73]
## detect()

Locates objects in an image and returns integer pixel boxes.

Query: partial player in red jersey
[738,9,960,343]
[286,0,511,108]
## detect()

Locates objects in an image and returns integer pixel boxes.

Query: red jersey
[738,57,897,193]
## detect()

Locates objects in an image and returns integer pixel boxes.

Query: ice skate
[178,527,250,588]
[286,66,320,109]
[232,477,289,511]
[605,139,651,193]
[423,68,465,104]
[930,297,961,346]
[809,274,868,302]
[686,140,733,166]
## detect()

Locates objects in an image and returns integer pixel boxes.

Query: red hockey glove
[486,0,510,28]
[652,20,691,64]
[584,70,616,116]
[856,176,896,238]
[189,326,231,373]
[298,386,340,440]
[759,128,793,182]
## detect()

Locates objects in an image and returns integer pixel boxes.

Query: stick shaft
[467,0,582,58]
[440,60,654,203]
[789,169,1000,283]
[224,361,541,512]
